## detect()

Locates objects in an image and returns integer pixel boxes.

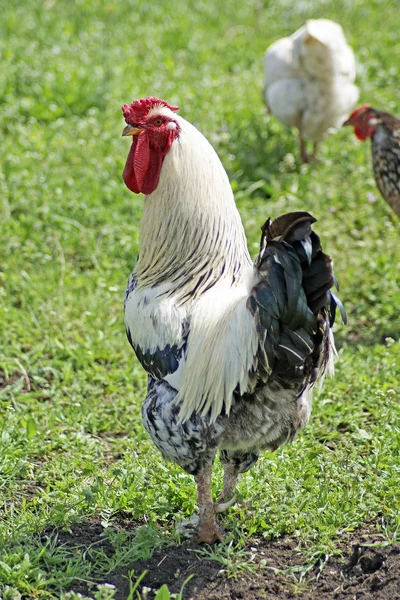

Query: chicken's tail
[248,211,346,387]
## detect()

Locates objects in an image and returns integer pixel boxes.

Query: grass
[1,0,400,597]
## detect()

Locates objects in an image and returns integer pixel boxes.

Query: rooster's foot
[199,520,225,543]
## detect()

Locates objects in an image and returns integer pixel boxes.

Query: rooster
[121,96,345,542]
[264,19,359,163]
[344,104,400,216]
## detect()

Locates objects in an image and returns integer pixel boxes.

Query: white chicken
[264,19,359,162]
[121,96,345,542]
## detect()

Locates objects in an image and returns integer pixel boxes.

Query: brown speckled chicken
[344,105,400,216]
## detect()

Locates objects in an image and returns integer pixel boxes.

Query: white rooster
[121,96,345,542]
[264,19,359,162]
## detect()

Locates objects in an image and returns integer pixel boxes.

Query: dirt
[47,519,400,599]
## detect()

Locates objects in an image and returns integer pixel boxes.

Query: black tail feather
[261,211,316,244]
[248,212,346,388]
[262,212,346,325]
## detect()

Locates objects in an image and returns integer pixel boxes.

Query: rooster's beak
[342,117,352,127]
[122,125,142,137]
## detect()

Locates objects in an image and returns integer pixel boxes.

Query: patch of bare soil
[51,519,400,600]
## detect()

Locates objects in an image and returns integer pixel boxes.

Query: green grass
[1,0,400,597]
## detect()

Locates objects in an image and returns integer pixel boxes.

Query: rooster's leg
[215,461,238,513]
[299,132,311,164]
[196,461,224,543]
[312,141,318,160]
[216,450,259,513]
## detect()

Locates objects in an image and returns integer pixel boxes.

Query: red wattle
[123,138,140,193]
[142,150,163,195]
[134,133,150,191]
[123,134,165,195]
[355,125,368,141]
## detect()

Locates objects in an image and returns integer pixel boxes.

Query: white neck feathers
[134,115,251,301]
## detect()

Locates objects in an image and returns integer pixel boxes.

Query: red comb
[349,104,371,119]
[122,97,179,125]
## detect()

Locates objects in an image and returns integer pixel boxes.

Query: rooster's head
[121,96,180,194]
[343,105,379,141]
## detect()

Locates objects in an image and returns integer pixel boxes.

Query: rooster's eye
[155,119,163,126]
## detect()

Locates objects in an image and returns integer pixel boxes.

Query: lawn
[0,0,399,598]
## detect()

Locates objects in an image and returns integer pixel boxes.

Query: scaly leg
[196,461,224,543]
[215,450,259,513]
[299,131,311,164]
[215,461,238,513]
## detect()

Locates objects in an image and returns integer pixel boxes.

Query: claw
[214,494,237,513]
